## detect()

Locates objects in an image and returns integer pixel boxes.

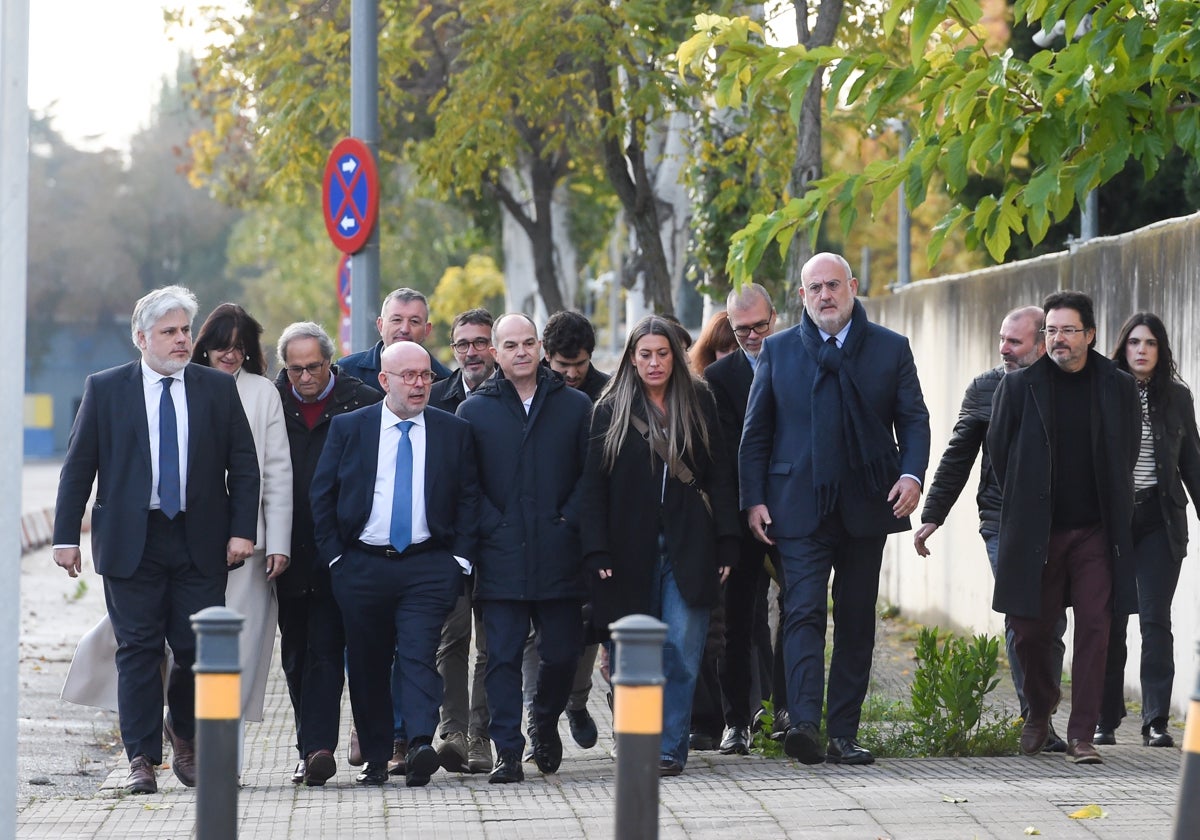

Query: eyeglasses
[730,319,772,338]
[1042,327,1088,338]
[805,279,843,296]
[451,337,491,353]
[286,360,328,377]
[385,369,434,385]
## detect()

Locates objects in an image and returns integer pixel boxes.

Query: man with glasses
[428,309,497,774]
[456,313,592,783]
[310,341,481,787]
[741,253,930,767]
[274,322,381,786]
[338,287,451,393]
[988,291,1140,764]
[702,284,783,756]
[915,306,1068,753]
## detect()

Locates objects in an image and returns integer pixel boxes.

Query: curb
[20,507,55,554]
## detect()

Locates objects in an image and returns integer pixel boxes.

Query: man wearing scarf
[740,252,930,767]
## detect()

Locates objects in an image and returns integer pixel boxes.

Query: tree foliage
[682,0,1200,283]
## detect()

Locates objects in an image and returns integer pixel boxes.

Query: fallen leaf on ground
[941,794,968,803]
[1023,828,1041,835]
[1068,804,1107,820]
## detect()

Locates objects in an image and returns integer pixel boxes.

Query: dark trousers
[690,601,726,739]
[717,536,772,727]
[483,598,582,753]
[1101,503,1179,731]
[104,511,226,762]
[777,517,886,738]
[1011,523,1112,743]
[277,586,346,758]
[331,546,460,765]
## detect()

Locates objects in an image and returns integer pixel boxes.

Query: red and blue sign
[322,137,379,254]
[337,253,352,315]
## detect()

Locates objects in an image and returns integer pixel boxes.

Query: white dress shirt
[141,361,189,511]
[359,404,431,547]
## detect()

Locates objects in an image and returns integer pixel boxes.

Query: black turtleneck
[1050,360,1101,528]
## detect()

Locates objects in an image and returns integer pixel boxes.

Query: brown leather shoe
[303,749,336,786]
[386,738,408,776]
[1019,716,1049,756]
[348,727,364,767]
[124,755,158,795]
[164,719,197,787]
[1067,739,1103,764]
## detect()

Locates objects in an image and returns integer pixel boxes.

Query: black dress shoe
[659,758,683,777]
[405,744,441,787]
[1144,724,1174,747]
[356,762,388,785]
[770,708,792,742]
[1093,726,1117,746]
[489,749,524,784]
[718,725,751,755]
[567,707,599,749]
[783,722,825,765]
[124,755,158,795]
[826,736,874,766]
[532,723,563,774]
[291,759,306,785]
[689,731,719,751]
[1042,723,1067,753]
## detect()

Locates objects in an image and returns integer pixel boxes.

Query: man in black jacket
[337,287,451,391]
[428,308,496,774]
[274,322,381,786]
[457,313,592,784]
[914,305,1067,750]
[988,291,1140,765]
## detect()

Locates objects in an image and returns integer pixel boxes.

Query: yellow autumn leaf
[1068,804,1108,820]
[1023,828,1040,836]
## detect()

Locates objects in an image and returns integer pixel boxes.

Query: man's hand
[748,504,775,545]
[718,565,731,585]
[598,569,613,580]
[265,553,290,580]
[888,476,922,519]
[54,547,82,578]
[913,522,938,557]
[226,537,255,567]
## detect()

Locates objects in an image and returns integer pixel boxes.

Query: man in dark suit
[703,283,781,755]
[741,253,930,766]
[53,285,260,795]
[310,341,480,787]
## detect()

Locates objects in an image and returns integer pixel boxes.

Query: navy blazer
[53,360,260,579]
[308,403,480,564]
[739,317,930,540]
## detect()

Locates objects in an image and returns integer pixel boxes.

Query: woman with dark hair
[63,303,293,771]
[1096,312,1200,747]
[689,309,738,375]
[581,315,740,775]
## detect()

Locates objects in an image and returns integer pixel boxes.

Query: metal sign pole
[349,0,380,353]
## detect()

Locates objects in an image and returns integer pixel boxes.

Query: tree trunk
[488,156,566,316]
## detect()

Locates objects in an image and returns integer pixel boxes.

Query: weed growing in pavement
[64,580,88,602]
[860,627,1018,758]
[749,700,784,758]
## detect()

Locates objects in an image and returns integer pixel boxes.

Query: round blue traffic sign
[322,137,379,254]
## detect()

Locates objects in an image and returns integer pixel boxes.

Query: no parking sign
[322,138,379,254]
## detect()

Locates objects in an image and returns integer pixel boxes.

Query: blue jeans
[648,549,710,766]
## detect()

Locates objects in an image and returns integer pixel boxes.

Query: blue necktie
[390,420,414,550]
[158,378,181,519]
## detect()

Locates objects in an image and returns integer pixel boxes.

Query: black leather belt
[1134,485,1158,505]
[352,539,438,559]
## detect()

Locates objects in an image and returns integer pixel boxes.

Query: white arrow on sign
[342,158,357,174]
[340,215,357,231]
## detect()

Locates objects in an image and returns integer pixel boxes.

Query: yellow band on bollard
[613,685,663,735]
[195,673,241,720]
[1184,700,1200,753]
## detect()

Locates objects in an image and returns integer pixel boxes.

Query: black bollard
[1173,640,1200,839]
[610,614,668,840]
[192,606,243,840]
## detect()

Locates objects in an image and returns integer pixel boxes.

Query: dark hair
[192,303,267,375]
[450,308,494,335]
[657,313,693,351]
[1111,312,1184,409]
[1043,290,1096,349]
[689,310,737,374]
[542,310,597,359]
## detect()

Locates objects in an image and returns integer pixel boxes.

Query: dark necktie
[158,378,181,518]
[390,420,414,550]
[827,335,838,349]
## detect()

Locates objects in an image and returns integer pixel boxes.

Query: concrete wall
[866,211,1200,717]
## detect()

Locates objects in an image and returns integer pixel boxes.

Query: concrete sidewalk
[16,460,1188,838]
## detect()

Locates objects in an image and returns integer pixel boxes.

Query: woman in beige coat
[62,304,292,753]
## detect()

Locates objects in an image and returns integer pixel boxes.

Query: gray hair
[381,288,430,319]
[130,285,198,347]
[726,283,774,313]
[277,321,336,365]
